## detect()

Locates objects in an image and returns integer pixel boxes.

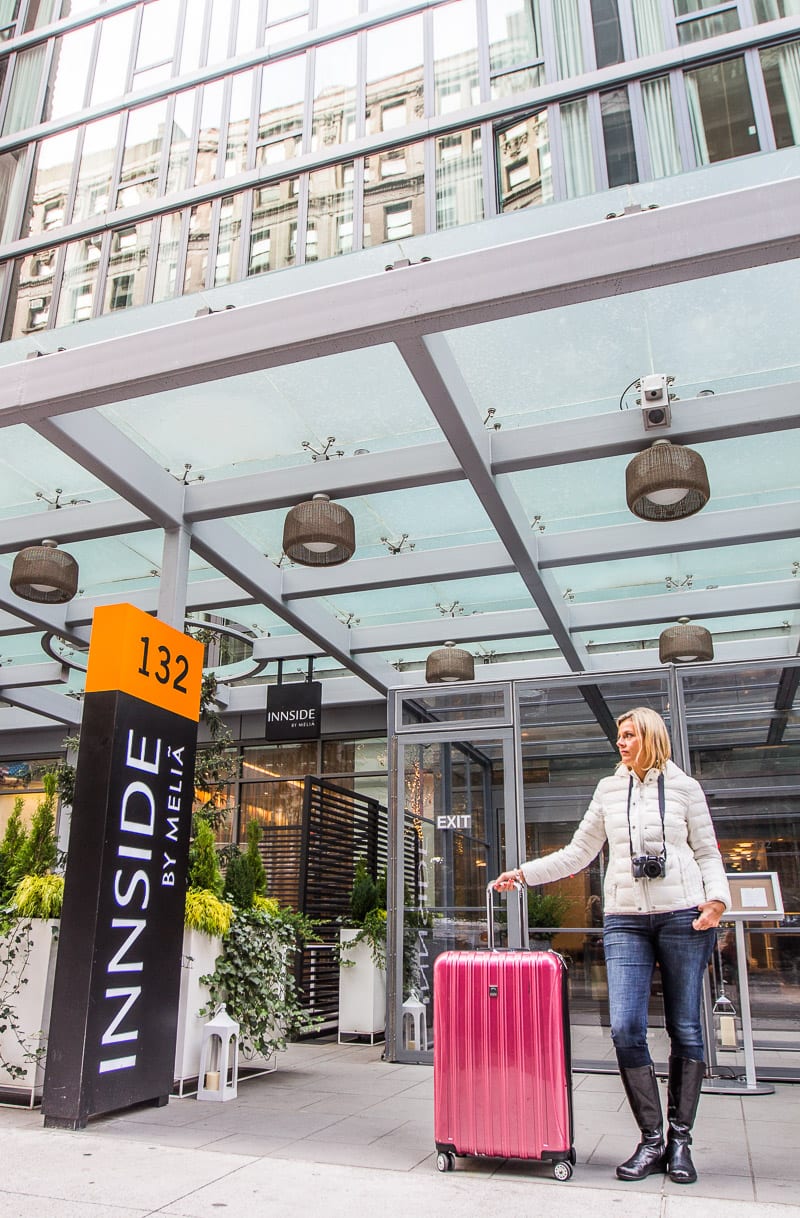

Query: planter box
[338,928,386,1043]
[174,928,224,1091]
[0,918,59,1102]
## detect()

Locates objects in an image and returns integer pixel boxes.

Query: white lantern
[197,1004,239,1102]
[401,995,428,1053]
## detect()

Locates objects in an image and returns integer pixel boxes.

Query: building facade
[0,0,798,338]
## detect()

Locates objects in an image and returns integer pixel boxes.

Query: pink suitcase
[433,885,575,1180]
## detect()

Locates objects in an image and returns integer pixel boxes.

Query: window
[311,33,357,152]
[601,88,638,186]
[684,57,760,163]
[488,0,544,95]
[307,162,354,260]
[497,112,553,211]
[642,76,683,176]
[760,41,800,149]
[43,199,65,230]
[384,202,413,241]
[433,0,480,116]
[673,0,739,44]
[435,127,483,230]
[552,0,585,80]
[109,274,134,311]
[249,229,271,273]
[366,13,423,137]
[381,151,407,177]
[591,0,624,67]
[27,295,50,330]
[381,102,407,131]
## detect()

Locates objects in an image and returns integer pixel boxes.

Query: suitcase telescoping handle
[486,879,524,951]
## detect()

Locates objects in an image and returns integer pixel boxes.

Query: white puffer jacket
[519,760,730,915]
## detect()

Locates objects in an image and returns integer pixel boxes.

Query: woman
[494,706,730,1185]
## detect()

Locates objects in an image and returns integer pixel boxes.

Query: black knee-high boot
[665,1056,705,1184]
[616,1064,666,1181]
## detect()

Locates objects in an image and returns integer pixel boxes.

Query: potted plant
[174,817,233,1090]
[526,886,572,950]
[337,858,387,1042]
[0,775,62,1100]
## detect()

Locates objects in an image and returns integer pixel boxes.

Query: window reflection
[436,128,483,230]
[118,100,168,209]
[497,112,553,211]
[311,34,357,152]
[23,129,77,239]
[91,8,136,105]
[363,141,424,248]
[153,210,184,302]
[195,81,225,186]
[256,56,306,166]
[433,0,480,116]
[488,0,544,95]
[47,26,94,121]
[73,116,118,225]
[215,193,243,285]
[366,14,424,139]
[307,162,354,259]
[225,71,254,177]
[185,202,212,293]
[167,90,197,195]
[57,236,100,326]
[248,180,299,274]
[102,221,151,317]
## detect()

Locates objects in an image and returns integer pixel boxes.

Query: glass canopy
[0,173,797,730]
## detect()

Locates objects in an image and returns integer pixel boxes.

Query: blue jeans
[603,909,715,1069]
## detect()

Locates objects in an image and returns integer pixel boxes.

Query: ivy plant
[201,905,319,1059]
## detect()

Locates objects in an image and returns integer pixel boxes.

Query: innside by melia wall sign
[42,604,203,1130]
[265,680,322,741]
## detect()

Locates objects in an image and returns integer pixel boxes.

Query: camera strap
[626,771,667,861]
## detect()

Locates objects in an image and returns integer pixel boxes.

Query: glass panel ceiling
[446,261,800,425]
[99,344,442,478]
[317,571,536,627]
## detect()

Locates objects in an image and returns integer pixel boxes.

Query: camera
[631,853,667,880]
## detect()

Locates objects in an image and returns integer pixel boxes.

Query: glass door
[391,728,518,1063]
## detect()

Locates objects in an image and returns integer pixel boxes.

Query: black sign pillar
[42,605,203,1129]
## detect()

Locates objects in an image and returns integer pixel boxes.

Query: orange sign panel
[85,603,203,721]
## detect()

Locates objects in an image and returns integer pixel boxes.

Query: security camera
[637,374,673,429]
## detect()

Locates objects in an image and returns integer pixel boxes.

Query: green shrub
[187,819,224,896]
[184,888,233,937]
[16,774,57,880]
[244,819,267,897]
[11,874,64,920]
[0,798,27,906]
[223,848,255,910]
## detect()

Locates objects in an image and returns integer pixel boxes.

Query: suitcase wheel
[553,1160,573,1181]
[436,1151,456,1173]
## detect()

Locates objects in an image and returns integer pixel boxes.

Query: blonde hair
[616,706,671,773]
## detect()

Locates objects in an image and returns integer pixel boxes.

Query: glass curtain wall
[2,8,800,338]
[389,663,800,1075]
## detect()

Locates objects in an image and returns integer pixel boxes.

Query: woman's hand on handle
[493,868,525,892]
[693,900,726,931]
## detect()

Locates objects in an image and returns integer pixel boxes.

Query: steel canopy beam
[396,332,588,672]
[190,519,398,694]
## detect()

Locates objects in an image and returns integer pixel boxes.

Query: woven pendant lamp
[10,539,78,604]
[659,618,714,664]
[425,641,475,683]
[626,440,710,521]
[282,493,355,567]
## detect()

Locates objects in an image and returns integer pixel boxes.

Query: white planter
[174,928,224,1091]
[338,928,386,1043]
[0,919,59,1101]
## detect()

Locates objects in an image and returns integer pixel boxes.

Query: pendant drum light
[626,439,710,521]
[282,493,355,567]
[659,618,714,664]
[425,641,475,684]
[10,539,78,604]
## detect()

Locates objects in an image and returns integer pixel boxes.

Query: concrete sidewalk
[0,1041,797,1218]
